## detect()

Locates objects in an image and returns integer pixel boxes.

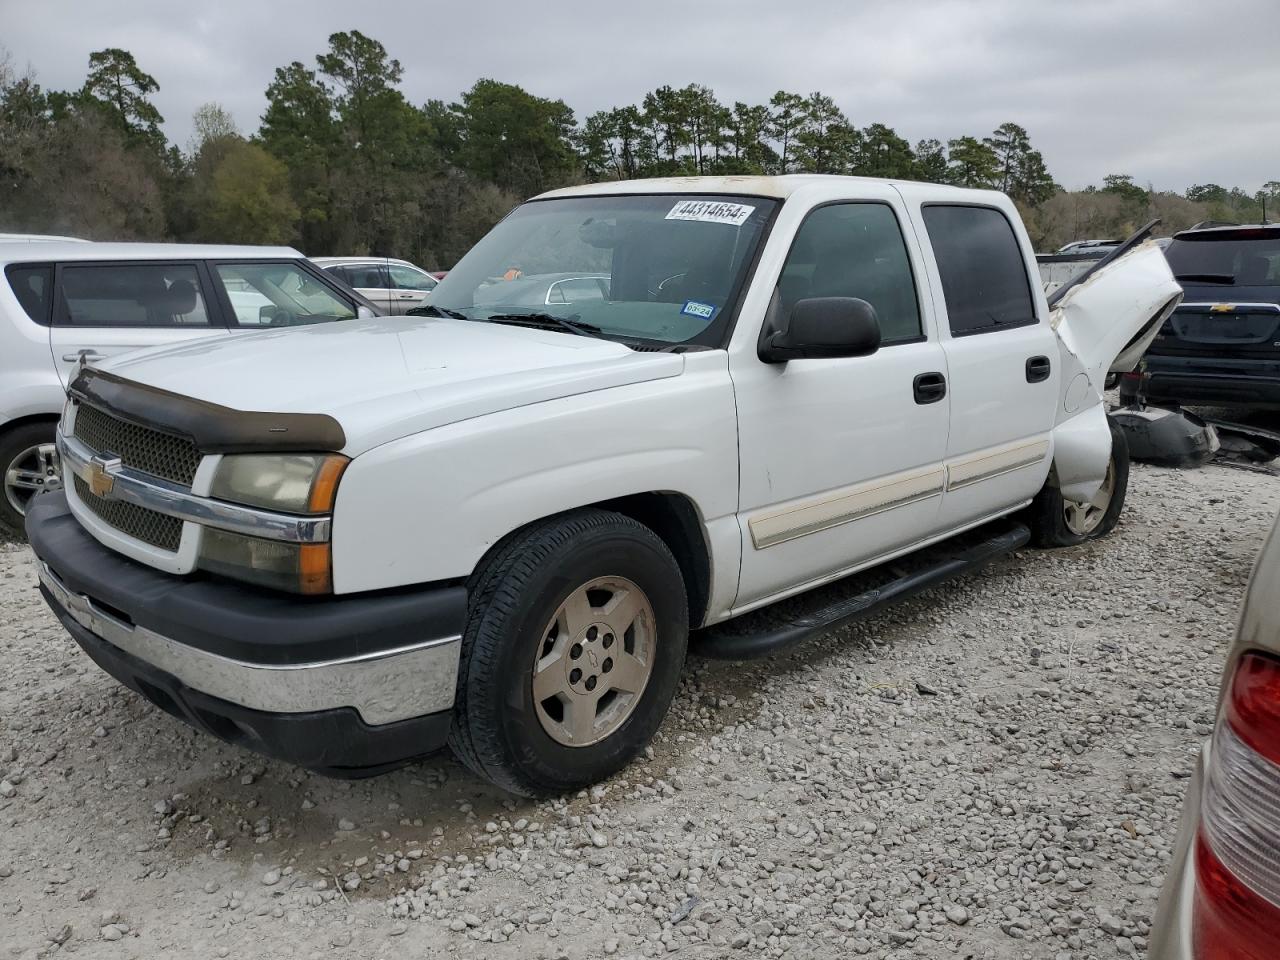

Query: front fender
[1051,401,1112,503]
[330,353,739,598]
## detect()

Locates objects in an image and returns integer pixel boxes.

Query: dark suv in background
[1125,225,1280,408]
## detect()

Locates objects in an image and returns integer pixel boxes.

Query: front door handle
[913,371,947,405]
[1026,355,1051,383]
[62,349,105,363]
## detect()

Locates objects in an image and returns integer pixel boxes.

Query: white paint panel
[332,351,739,599]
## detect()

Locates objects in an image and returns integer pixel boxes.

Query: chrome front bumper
[38,561,460,726]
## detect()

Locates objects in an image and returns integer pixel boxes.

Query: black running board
[692,522,1031,661]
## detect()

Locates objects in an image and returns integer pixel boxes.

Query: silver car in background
[312,256,438,315]
[1150,513,1280,959]
[471,273,610,308]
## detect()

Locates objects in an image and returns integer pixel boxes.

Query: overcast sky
[5,0,1278,193]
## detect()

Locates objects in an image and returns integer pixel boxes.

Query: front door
[344,264,395,314]
[385,263,437,314]
[48,261,230,386]
[730,194,951,609]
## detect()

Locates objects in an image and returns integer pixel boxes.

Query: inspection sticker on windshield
[665,199,756,227]
[681,300,717,321]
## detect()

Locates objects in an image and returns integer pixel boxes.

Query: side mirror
[759,297,881,363]
[259,305,282,325]
[356,304,377,319]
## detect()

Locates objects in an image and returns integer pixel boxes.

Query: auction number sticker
[665,199,756,227]
[681,300,717,320]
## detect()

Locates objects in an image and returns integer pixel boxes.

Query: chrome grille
[73,404,201,486]
[72,475,183,551]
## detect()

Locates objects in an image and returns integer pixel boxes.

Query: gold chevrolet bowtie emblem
[87,457,116,497]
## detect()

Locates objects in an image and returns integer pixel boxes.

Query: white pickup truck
[25,176,1182,795]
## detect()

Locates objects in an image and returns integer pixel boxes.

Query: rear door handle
[1026,355,1051,383]
[913,371,947,405]
[62,349,105,363]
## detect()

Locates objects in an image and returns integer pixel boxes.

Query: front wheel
[1,422,61,539]
[1027,420,1130,547]
[448,509,688,797]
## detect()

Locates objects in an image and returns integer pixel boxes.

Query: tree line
[2,32,1277,268]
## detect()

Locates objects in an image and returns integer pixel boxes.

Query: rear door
[48,260,230,385]
[910,202,1060,530]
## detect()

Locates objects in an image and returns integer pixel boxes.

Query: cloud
[5,0,1278,191]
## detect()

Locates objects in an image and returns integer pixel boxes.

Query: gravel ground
[0,461,1275,960]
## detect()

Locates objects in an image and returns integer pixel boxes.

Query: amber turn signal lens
[308,455,348,513]
[298,543,332,595]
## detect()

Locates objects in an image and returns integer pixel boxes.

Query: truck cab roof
[537,174,1002,202]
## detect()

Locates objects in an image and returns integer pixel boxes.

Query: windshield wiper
[482,312,605,338]
[409,304,470,320]
[1175,273,1236,284]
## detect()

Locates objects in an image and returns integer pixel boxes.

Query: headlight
[199,454,348,595]
[209,454,347,514]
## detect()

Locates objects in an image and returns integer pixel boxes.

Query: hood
[98,316,684,455]
[1050,241,1183,423]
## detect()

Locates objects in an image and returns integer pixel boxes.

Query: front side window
[387,263,437,291]
[6,264,53,324]
[58,263,211,328]
[777,203,922,343]
[343,264,389,290]
[922,205,1036,335]
[428,194,777,346]
[216,262,356,327]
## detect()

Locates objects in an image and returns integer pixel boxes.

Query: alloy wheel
[531,576,656,747]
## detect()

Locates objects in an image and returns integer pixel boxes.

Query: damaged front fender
[1048,240,1183,499]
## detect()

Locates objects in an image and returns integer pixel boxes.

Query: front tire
[1027,420,1129,547]
[449,509,688,797]
[0,422,61,539]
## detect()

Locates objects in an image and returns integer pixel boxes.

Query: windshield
[1165,232,1280,289]
[427,194,777,346]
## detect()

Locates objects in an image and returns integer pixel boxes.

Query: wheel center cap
[586,649,599,669]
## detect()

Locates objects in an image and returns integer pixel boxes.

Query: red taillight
[1194,832,1280,960]
[1226,652,1280,767]
[1194,652,1280,959]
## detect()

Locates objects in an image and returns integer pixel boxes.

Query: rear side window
[923,205,1036,335]
[6,264,53,324]
[58,263,212,328]
[777,202,922,343]
[344,264,389,289]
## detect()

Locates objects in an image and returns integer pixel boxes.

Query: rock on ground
[0,462,1272,958]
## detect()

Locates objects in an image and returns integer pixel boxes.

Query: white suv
[0,242,376,535]
[312,256,438,314]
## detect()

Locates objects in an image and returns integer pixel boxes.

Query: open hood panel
[1051,240,1183,389]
